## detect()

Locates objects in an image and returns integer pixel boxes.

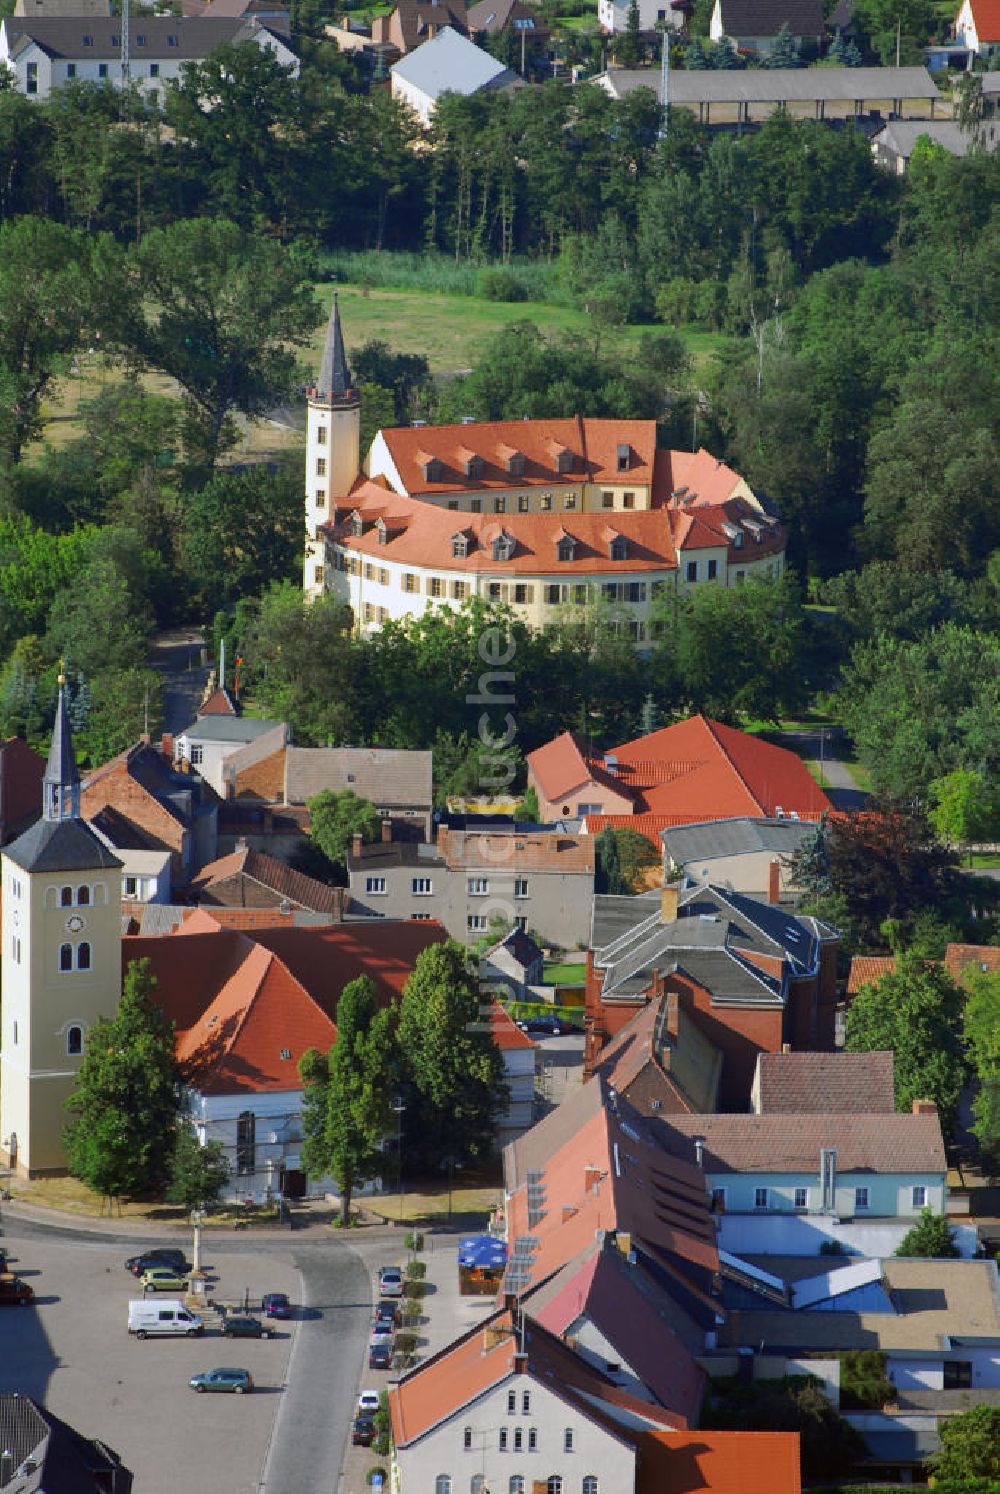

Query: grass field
[544,961,587,984]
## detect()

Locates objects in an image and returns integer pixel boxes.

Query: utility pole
[895,16,901,68]
[121,0,129,86]
[660,26,670,135]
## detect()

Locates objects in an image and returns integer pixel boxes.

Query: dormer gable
[416,449,444,483]
[606,528,628,561]
[456,445,484,480]
[497,442,525,477]
[547,440,574,475]
[616,442,633,473]
[349,509,364,538]
[490,528,516,563]
[451,529,472,559]
[554,527,577,562]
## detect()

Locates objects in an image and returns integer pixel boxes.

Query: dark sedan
[352,1415,376,1447]
[222,1316,275,1339]
[262,1293,292,1319]
[126,1248,189,1277]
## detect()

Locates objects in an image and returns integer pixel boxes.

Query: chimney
[693,1137,705,1168]
[666,991,679,1039]
[162,732,174,761]
[912,1099,938,1115]
[381,818,393,843]
[351,832,363,858]
[660,884,678,924]
[436,823,448,849]
[616,1230,632,1258]
[781,1042,792,1054]
[513,1352,528,1373]
[768,859,781,905]
[584,1165,601,1194]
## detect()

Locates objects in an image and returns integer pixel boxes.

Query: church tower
[0,682,122,1177]
[304,294,361,599]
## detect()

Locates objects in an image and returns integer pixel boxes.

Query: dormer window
[549,443,573,474]
[417,451,443,483]
[349,511,364,538]
[610,535,628,561]
[491,530,515,563]
[376,518,389,546]
[556,535,576,563]
[458,448,482,480]
[498,444,525,476]
[616,442,631,472]
[451,531,470,559]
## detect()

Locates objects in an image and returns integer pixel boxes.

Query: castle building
[302,300,787,644]
[0,684,122,1177]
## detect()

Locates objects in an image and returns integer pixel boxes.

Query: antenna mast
[660,25,670,134]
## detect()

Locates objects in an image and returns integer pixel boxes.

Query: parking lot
[0,1227,300,1494]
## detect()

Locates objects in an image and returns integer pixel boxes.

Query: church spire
[43,670,80,823]
[314,293,354,404]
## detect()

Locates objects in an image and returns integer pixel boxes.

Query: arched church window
[77,942,91,971]
[59,944,73,972]
[67,1026,83,1056]
[60,886,73,907]
[76,885,90,906]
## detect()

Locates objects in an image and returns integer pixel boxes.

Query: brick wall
[667,972,784,1112]
[80,760,187,879]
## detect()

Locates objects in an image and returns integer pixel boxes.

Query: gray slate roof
[598,64,939,103]
[1,13,288,58]
[4,816,122,873]
[178,717,282,744]
[661,816,814,865]
[314,294,353,402]
[715,0,824,36]
[285,745,433,809]
[391,24,517,98]
[873,118,999,159]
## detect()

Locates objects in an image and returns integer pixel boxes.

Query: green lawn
[544,961,587,984]
[320,283,730,381]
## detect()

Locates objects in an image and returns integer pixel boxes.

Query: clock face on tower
[66,915,85,934]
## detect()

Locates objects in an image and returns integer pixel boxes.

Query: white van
[128,1299,203,1339]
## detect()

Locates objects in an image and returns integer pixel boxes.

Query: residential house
[222,742,434,839]
[88,805,173,905]
[658,1104,970,1257]
[173,716,286,800]
[479,925,545,997]
[182,0,291,31]
[490,999,537,1138]
[528,715,830,846]
[187,842,346,918]
[196,684,239,717]
[954,0,1000,53]
[14,0,109,13]
[599,0,685,34]
[660,816,817,900]
[80,740,219,889]
[846,943,1000,997]
[709,0,824,54]
[372,0,467,55]
[0,736,44,846]
[751,1049,897,1115]
[466,0,550,53]
[586,882,840,1108]
[0,14,298,102]
[0,1394,133,1493]
[590,990,723,1116]
[388,1305,801,1494]
[348,826,596,947]
[718,1255,1000,1394]
[389,25,519,126]
[871,117,999,171]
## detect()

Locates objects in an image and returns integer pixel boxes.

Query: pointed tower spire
[314,293,353,403]
[43,667,80,822]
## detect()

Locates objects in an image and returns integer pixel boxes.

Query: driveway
[1,1211,368,1494]
[776,729,867,811]
[148,629,211,737]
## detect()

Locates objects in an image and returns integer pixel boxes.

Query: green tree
[78,666,163,767]
[182,464,304,613]
[0,218,101,466]
[299,976,398,1225]
[929,1405,1000,1483]
[929,769,999,853]
[595,826,627,896]
[64,959,182,1206]
[845,950,968,1138]
[962,965,1000,1175]
[618,0,643,65]
[47,543,153,679]
[514,785,540,822]
[894,1206,959,1258]
[837,626,1000,800]
[130,219,318,471]
[398,940,508,1169]
[306,789,381,880]
[764,22,803,65]
[167,1125,231,1213]
[704,1374,863,1481]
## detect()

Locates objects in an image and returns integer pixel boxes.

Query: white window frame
[855,1186,870,1211]
[468,878,489,896]
[365,877,387,895]
[467,915,487,933]
[411,878,433,896]
[793,1187,809,1210]
[911,1185,927,1209]
[514,878,528,899]
[753,1186,769,1210]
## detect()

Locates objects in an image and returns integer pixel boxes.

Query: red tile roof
[661,1110,946,1174]
[489,1000,535,1051]
[526,731,595,801]
[197,687,238,716]
[379,417,659,496]
[754,1050,896,1114]
[965,0,1000,40]
[189,845,344,916]
[326,482,681,575]
[944,943,1000,980]
[846,955,897,994]
[638,1428,801,1494]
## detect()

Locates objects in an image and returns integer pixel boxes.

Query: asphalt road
[1,1212,369,1494]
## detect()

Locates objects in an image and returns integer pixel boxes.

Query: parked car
[352,1414,376,1447]
[262,1293,291,1319]
[0,1274,33,1305]
[358,1390,381,1415]
[126,1248,189,1277]
[370,1317,395,1342]
[517,1014,572,1036]
[140,1267,191,1293]
[369,1337,393,1370]
[378,1266,404,1299]
[189,1368,253,1394]
[373,1301,401,1330]
[222,1315,275,1340]
[128,1299,202,1338]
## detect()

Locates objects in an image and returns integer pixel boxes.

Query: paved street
[1,1211,368,1494]
[149,628,211,737]
[778,729,867,811]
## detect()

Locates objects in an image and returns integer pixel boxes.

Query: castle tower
[0,683,122,1177]
[304,294,361,599]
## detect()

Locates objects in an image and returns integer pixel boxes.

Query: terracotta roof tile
[846,955,897,994]
[754,1050,896,1114]
[944,942,1000,980]
[489,1000,535,1051]
[660,1110,946,1174]
[965,0,1000,40]
[197,687,238,716]
[190,845,344,916]
[638,1428,801,1494]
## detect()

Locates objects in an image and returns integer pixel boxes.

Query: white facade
[174,721,286,799]
[89,825,172,904]
[599,0,684,31]
[955,0,999,51]
[394,1373,634,1494]
[499,1046,535,1140]
[304,389,361,600]
[716,1213,979,1258]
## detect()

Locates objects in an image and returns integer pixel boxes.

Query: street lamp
[390,1095,406,1225]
